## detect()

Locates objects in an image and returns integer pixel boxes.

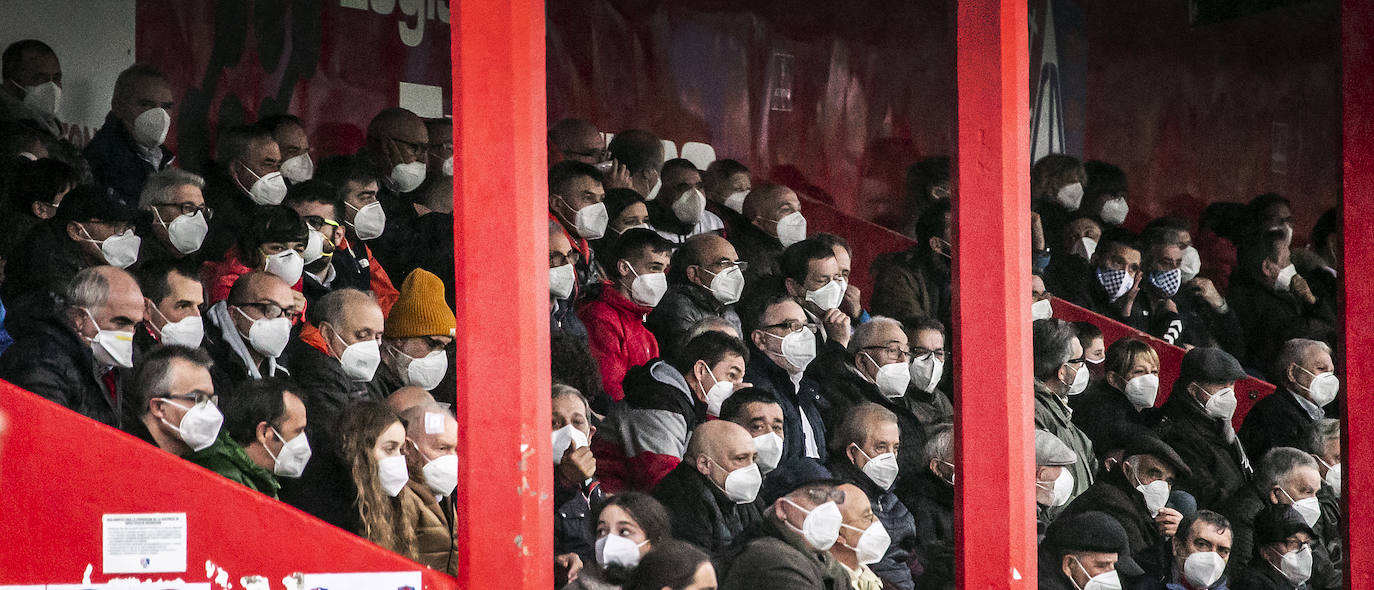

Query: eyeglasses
[704,259,748,272]
[156,202,214,220]
[234,301,302,322]
[763,321,818,334]
[913,346,949,362]
[162,391,217,405]
[563,148,608,161]
[1064,356,1087,367]
[303,215,342,232]
[862,344,914,362]
[1281,538,1311,553]
[389,137,427,156]
[550,251,582,268]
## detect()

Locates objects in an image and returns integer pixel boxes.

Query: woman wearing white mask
[338,401,419,561]
[1069,338,1161,450]
[576,228,673,402]
[566,492,674,590]
[1155,347,1250,509]
[591,188,650,261]
[1030,153,1087,261]
[1033,319,1098,500]
[202,205,308,303]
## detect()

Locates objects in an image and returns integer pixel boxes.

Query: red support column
[450,1,552,589]
[953,2,1033,589]
[1341,2,1373,587]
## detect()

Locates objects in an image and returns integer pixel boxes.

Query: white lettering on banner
[102,513,188,574]
[342,0,451,47]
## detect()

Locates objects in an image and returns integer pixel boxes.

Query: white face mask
[763,327,817,373]
[782,498,843,551]
[624,263,668,307]
[420,452,459,497]
[805,279,846,311]
[551,423,589,465]
[1276,545,1312,586]
[153,207,209,255]
[703,265,745,306]
[711,458,762,504]
[264,250,305,286]
[377,454,410,497]
[82,308,135,368]
[1123,374,1159,411]
[909,352,944,394]
[1200,386,1237,420]
[239,164,288,206]
[724,190,748,214]
[20,80,61,117]
[1036,469,1075,507]
[698,364,735,417]
[1126,460,1170,517]
[280,153,314,183]
[392,347,448,390]
[1054,182,1084,211]
[441,156,454,177]
[1032,298,1054,321]
[855,445,899,490]
[1319,458,1342,495]
[549,263,577,300]
[753,432,784,474]
[159,398,224,452]
[774,211,807,247]
[1071,236,1098,261]
[864,352,911,398]
[268,427,312,478]
[153,307,205,349]
[349,201,387,241]
[388,161,427,193]
[1179,246,1202,282]
[80,226,141,269]
[1099,197,1129,226]
[840,521,891,565]
[133,107,171,148]
[1294,365,1340,407]
[330,330,381,382]
[1277,488,1322,527]
[1071,557,1122,590]
[1063,363,1089,396]
[672,188,707,224]
[234,307,292,358]
[303,229,327,265]
[561,198,608,240]
[595,533,648,569]
[645,175,662,201]
[1182,551,1226,590]
[1275,263,1298,292]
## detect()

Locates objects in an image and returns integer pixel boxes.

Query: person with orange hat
[370,268,456,399]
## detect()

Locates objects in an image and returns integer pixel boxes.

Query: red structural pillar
[953,2,1033,589]
[1341,2,1373,587]
[450,1,552,588]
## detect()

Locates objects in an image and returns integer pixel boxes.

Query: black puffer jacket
[645,282,741,353]
[0,313,119,427]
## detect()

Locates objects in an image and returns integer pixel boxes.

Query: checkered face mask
[1148,268,1181,297]
[1095,266,1133,300]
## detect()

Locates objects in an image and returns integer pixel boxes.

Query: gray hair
[1256,447,1319,492]
[552,383,590,415]
[1305,418,1341,456]
[138,168,205,210]
[827,402,899,456]
[67,266,112,310]
[1273,339,1332,385]
[924,422,954,465]
[846,316,904,356]
[1032,319,1077,383]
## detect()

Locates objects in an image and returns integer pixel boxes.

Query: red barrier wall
[0,383,457,588]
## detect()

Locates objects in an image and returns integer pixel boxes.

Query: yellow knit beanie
[384,269,456,338]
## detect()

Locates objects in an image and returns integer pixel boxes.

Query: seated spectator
[703,158,751,230]
[137,168,210,262]
[1219,448,1337,588]
[422,117,451,180]
[1229,505,1325,590]
[646,233,745,354]
[315,161,403,313]
[1030,154,1087,257]
[652,420,763,555]
[1297,208,1339,312]
[351,108,430,274]
[282,180,346,305]
[899,156,950,239]
[909,423,954,590]
[649,159,723,243]
[624,539,716,590]
[590,188,650,260]
[607,129,665,201]
[1070,337,1161,449]
[1032,273,1054,320]
[1249,193,1295,244]
[548,118,608,167]
[1227,229,1337,377]
[824,404,916,590]
[1138,224,1244,355]
[1153,510,1234,590]
[548,160,608,290]
[552,384,605,567]
[290,288,385,435]
[1037,511,1143,590]
[200,205,307,304]
[335,401,418,560]
[0,157,75,268]
[397,403,458,574]
[1153,347,1250,509]
[552,332,607,414]
[133,259,205,354]
[567,491,674,590]
[4,185,140,325]
[740,292,828,462]
[387,385,436,415]
[0,265,142,427]
[870,199,951,327]
[719,388,786,474]
[1061,433,1192,579]
[129,345,220,457]
[717,477,850,590]
[1032,319,1097,502]
[200,125,286,259]
[374,269,454,397]
[781,238,852,347]
[730,184,805,282]
[259,114,314,184]
[1035,429,1080,540]
[210,377,310,498]
[83,64,175,207]
[0,40,64,137]
[1082,160,1131,242]
[1049,237,1147,329]
[577,228,672,401]
[901,318,953,435]
[1302,419,1344,583]
[550,220,589,341]
[1062,214,1103,261]
[1240,339,1338,461]
[1074,321,1106,383]
[829,483,888,590]
[386,173,454,304]
[201,271,296,383]
[595,331,747,491]
[812,233,867,323]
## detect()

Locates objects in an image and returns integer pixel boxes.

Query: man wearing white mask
[548,160,608,291]
[1039,511,1145,590]
[718,478,850,590]
[1227,229,1337,377]
[1219,448,1339,588]
[1232,504,1329,590]
[654,419,764,554]
[781,238,852,348]
[137,168,211,262]
[398,403,459,574]
[259,114,314,184]
[703,159,752,231]
[353,108,428,271]
[825,404,916,590]
[309,164,402,313]
[1036,429,1082,541]
[829,483,887,590]
[207,377,310,499]
[202,271,297,383]
[649,159,725,244]
[1154,347,1250,510]
[730,184,805,283]
[0,40,72,156]
[1240,340,1338,461]
[372,269,454,397]
[200,125,288,260]
[742,293,829,463]
[576,228,672,401]
[0,265,143,428]
[719,388,786,476]
[84,64,175,207]
[548,221,588,341]
[133,260,206,359]
[1033,318,1097,500]
[646,234,745,353]
[607,129,664,202]
[551,384,604,568]
[901,319,954,433]
[129,345,219,458]
[1083,160,1132,240]
[1157,511,1234,590]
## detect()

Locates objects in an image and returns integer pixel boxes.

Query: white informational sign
[101,513,188,574]
[294,571,422,590]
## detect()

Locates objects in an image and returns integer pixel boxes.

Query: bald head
[227,271,294,308]
[388,386,437,414]
[549,118,604,164]
[742,184,801,230]
[366,107,428,168]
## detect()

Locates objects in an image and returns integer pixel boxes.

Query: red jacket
[576,283,659,401]
[201,246,304,304]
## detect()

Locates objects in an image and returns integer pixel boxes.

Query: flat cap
[1122,434,1192,480]
[1035,429,1079,467]
[1180,347,1247,383]
[1254,504,1315,545]
[1043,511,1144,577]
